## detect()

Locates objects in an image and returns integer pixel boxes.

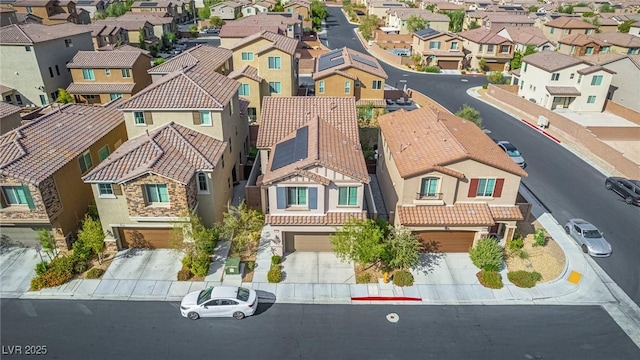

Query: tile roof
[545,86,581,96]
[456,28,512,45]
[230,30,299,55]
[356,99,387,107]
[94,19,151,31]
[0,84,15,93]
[0,103,124,185]
[265,211,367,226]
[84,23,126,37]
[545,16,596,29]
[257,96,359,149]
[0,23,92,44]
[499,26,551,46]
[398,203,495,226]
[122,64,239,110]
[262,115,369,185]
[117,12,176,25]
[388,8,449,22]
[483,14,535,25]
[0,102,21,118]
[579,52,627,65]
[313,47,388,80]
[219,12,300,38]
[147,45,232,75]
[377,107,527,179]
[522,50,585,72]
[83,122,226,185]
[227,65,263,82]
[67,82,136,94]
[591,32,640,48]
[67,50,148,68]
[97,44,151,55]
[577,65,615,75]
[558,33,606,46]
[131,1,175,7]
[489,206,524,221]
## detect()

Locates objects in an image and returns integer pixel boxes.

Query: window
[4,95,11,103]
[487,44,494,53]
[55,65,60,76]
[602,46,609,53]
[16,95,23,105]
[629,48,639,55]
[197,172,208,193]
[372,80,382,89]
[200,111,212,125]
[105,68,111,76]
[64,39,73,48]
[39,95,47,106]
[344,81,350,94]
[550,27,555,34]
[85,95,96,100]
[238,83,250,96]
[586,29,593,35]
[2,186,29,205]
[570,73,574,80]
[287,187,307,206]
[121,68,131,78]
[134,111,145,125]
[451,41,458,50]
[25,46,31,52]
[419,177,438,198]
[82,68,95,80]
[338,186,358,206]
[268,56,281,69]
[587,95,596,104]
[145,184,169,204]
[429,41,441,49]
[570,45,575,54]
[269,82,281,94]
[49,67,54,78]
[110,93,123,100]
[50,91,58,100]
[26,6,32,13]
[563,29,569,35]
[523,63,527,72]
[98,183,114,197]
[551,73,559,81]
[241,52,254,61]
[476,178,496,197]
[318,80,325,94]
[478,44,483,52]
[98,145,110,161]
[578,74,582,84]
[591,75,603,86]
[585,47,593,55]
[501,45,510,53]
[78,150,93,173]
[519,80,524,90]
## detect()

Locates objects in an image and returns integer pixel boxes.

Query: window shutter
[22,185,36,210]
[493,179,504,197]
[193,111,201,125]
[112,184,122,195]
[144,111,153,125]
[308,187,317,209]
[276,187,286,209]
[468,179,478,198]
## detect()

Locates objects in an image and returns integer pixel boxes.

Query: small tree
[138,29,147,50]
[528,5,539,13]
[189,24,199,37]
[153,57,166,66]
[272,0,284,12]
[446,9,465,32]
[36,228,56,260]
[618,20,635,33]
[310,0,328,30]
[358,14,379,41]
[209,16,224,28]
[382,225,421,271]
[469,238,503,272]
[599,4,615,13]
[406,15,428,33]
[221,202,264,254]
[486,71,505,84]
[468,20,480,30]
[56,88,74,104]
[330,218,386,267]
[477,58,487,72]
[77,215,105,264]
[167,32,178,43]
[455,104,483,128]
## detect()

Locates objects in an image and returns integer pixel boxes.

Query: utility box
[225,257,240,275]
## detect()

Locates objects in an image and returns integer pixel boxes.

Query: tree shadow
[413,240,446,275]
[0,235,25,254]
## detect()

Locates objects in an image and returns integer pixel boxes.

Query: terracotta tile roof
[262,115,369,185]
[83,122,226,185]
[499,26,551,47]
[456,28,512,45]
[257,96,359,148]
[0,23,92,44]
[67,82,136,94]
[265,211,367,225]
[558,33,606,47]
[0,102,21,118]
[228,65,263,82]
[117,12,176,25]
[489,206,524,221]
[97,44,150,55]
[356,99,387,107]
[377,107,527,179]
[230,30,299,55]
[592,32,640,48]
[49,13,72,20]
[545,16,597,29]
[313,47,388,80]
[122,64,239,110]
[579,53,627,65]
[131,1,175,7]
[94,19,151,31]
[389,8,449,22]
[0,84,15,93]
[67,50,147,69]
[483,14,535,25]
[421,49,464,57]
[522,50,585,72]
[545,86,581,96]
[0,103,124,185]
[148,45,232,75]
[398,203,495,226]
[219,13,300,38]
[85,24,125,37]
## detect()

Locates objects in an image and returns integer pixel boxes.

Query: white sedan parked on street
[180,286,258,320]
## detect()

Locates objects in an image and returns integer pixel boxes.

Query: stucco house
[256,96,368,255]
[590,32,640,55]
[456,28,514,71]
[367,0,408,20]
[147,44,232,83]
[376,107,528,252]
[210,1,246,20]
[580,53,640,113]
[512,50,615,111]
[497,26,555,52]
[10,0,90,25]
[219,12,302,48]
[557,33,607,57]
[386,8,450,34]
[85,23,130,50]
[542,16,596,43]
[412,28,464,70]
[283,0,310,19]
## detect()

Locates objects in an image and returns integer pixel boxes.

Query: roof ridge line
[165,123,216,169]
[0,131,27,171]
[14,24,34,44]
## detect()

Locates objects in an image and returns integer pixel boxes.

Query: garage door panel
[438,60,459,70]
[485,62,505,71]
[118,228,178,249]
[417,231,475,253]
[285,233,333,252]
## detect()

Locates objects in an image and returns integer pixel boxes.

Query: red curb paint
[521,119,561,144]
[351,296,422,302]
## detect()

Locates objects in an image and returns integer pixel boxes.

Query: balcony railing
[416,192,443,200]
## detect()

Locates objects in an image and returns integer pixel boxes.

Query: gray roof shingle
[0,23,92,44]
[67,50,148,69]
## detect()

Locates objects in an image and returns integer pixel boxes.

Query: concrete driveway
[411,253,480,285]
[102,249,183,281]
[0,247,40,295]
[281,252,355,284]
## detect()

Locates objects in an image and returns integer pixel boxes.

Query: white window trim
[197,172,210,194]
[97,183,116,198]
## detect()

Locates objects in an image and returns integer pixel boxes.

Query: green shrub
[486,71,505,84]
[482,84,488,89]
[190,252,211,277]
[392,270,414,287]
[356,272,371,283]
[460,70,466,74]
[507,237,524,254]
[518,250,529,260]
[177,267,193,281]
[181,254,193,269]
[469,238,504,272]
[477,270,503,289]
[86,267,104,279]
[30,255,75,290]
[72,257,88,274]
[423,66,441,73]
[508,270,542,288]
[271,255,281,266]
[72,238,93,262]
[246,261,255,271]
[35,261,48,276]
[533,229,546,247]
[267,265,282,283]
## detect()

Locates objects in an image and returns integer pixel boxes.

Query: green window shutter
[22,185,35,210]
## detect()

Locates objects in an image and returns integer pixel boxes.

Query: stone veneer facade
[123,173,197,217]
[0,175,49,221]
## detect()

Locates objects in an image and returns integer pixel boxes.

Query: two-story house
[0,7,19,26]
[0,23,94,107]
[210,1,246,20]
[256,96,368,255]
[543,16,596,43]
[219,12,302,48]
[313,47,388,108]
[512,50,615,111]
[117,12,178,40]
[580,53,640,113]
[85,23,130,50]
[0,102,127,250]
[376,107,528,252]
[75,0,106,20]
[557,33,606,56]
[131,1,178,20]
[241,2,270,17]
[147,44,232,82]
[283,0,310,19]
[10,0,90,25]
[497,26,555,52]
[82,63,249,250]
[1,84,22,107]
[66,49,153,104]
[367,0,407,19]
[0,102,23,135]
[456,28,514,71]
[481,13,535,32]
[228,30,299,122]
[386,8,450,34]
[412,28,464,70]
[591,32,640,55]
[94,18,157,47]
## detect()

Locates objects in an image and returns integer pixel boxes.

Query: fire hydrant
[383,272,390,284]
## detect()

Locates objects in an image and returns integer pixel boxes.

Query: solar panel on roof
[270,126,309,171]
[324,48,342,57]
[352,55,376,68]
[415,28,439,38]
[140,2,159,6]
[77,0,93,4]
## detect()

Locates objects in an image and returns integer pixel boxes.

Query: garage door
[416,231,475,253]
[438,60,459,70]
[485,62,505,71]
[0,226,50,248]
[284,232,334,252]
[117,228,179,249]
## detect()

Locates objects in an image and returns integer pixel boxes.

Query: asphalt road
[1,299,638,360]
[323,7,640,305]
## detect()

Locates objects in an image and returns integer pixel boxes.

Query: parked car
[605,176,640,205]
[355,10,365,15]
[180,286,258,320]
[496,141,526,168]
[205,27,220,35]
[564,219,612,257]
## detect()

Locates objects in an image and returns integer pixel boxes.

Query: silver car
[497,141,526,168]
[180,286,258,320]
[564,219,612,257]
